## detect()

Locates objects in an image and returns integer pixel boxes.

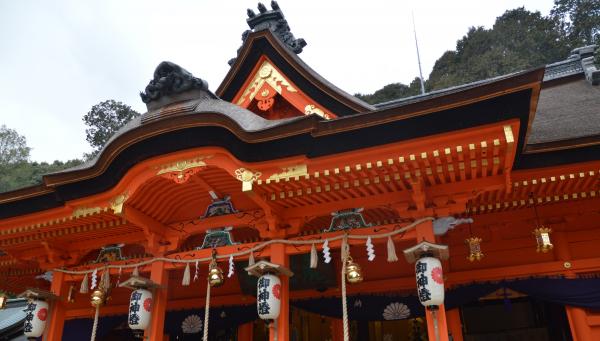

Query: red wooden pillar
[567,307,592,341]
[237,322,254,341]
[554,230,592,341]
[270,243,289,341]
[446,308,463,341]
[146,262,169,341]
[46,271,67,340]
[330,318,344,341]
[416,220,450,341]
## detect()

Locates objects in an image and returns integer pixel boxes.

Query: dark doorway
[461,297,572,341]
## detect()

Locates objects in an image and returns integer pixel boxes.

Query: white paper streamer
[90,268,98,289]
[193,260,199,282]
[366,236,375,261]
[227,255,234,278]
[323,239,331,264]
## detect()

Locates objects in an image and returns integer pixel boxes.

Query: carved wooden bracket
[122,205,177,256]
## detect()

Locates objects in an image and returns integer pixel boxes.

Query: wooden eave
[0,68,546,219]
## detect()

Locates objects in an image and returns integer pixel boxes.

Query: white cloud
[0,0,554,162]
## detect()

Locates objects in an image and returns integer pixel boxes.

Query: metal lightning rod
[412,11,426,95]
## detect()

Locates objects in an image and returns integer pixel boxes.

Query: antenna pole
[412,12,426,95]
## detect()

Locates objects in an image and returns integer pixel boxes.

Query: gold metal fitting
[465,237,484,262]
[533,226,553,253]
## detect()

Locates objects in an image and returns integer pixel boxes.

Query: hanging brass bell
[90,288,106,307]
[345,257,363,284]
[208,261,224,287]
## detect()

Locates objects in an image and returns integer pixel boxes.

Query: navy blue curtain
[165,304,257,340]
[63,278,600,339]
[507,278,600,309]
[291,278,600,321]
[292,294,425,321]
[64,315,128,340]
[63,305,257,341]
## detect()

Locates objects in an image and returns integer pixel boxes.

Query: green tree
[0,125,83,193]
[428,8,569,90]
[355,77,423,104]
[551,0,600,46]
[0,125,30,165]
[0,159,83,193]
[83,100,140,158]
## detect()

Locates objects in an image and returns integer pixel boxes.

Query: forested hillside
[356,1,599,103]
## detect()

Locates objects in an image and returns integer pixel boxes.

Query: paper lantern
[533,227,553,253]
[23,300,49,338]
[256,273,281,320]
[465,237,484,262]
[415,257,444,307]
[128,289,153,331]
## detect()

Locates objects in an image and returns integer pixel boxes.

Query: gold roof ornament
[118,275,159,290]
[403,241,449,263]
[18,288,58,301]
[244,260,293,278]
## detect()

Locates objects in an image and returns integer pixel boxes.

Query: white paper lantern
[23,300,49,338]
[128,289,153,331]
[256,273,281,320]
[415,257,444,307]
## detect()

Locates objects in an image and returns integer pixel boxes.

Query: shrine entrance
[252,308,335,340]
[251,308,427,340]
[461,297,572,341]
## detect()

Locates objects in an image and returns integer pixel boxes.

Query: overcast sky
[0,0,555,162]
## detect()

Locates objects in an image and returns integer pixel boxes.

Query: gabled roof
[218,1,372,117]
[0,65,543,218]
[374,45,600,157]
[217,29,374,116]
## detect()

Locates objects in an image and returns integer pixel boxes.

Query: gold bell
[90,289,106,307]
[345,257,363,284]
[208,260,224,287]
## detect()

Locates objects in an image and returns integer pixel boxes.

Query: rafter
[122,205,175,255]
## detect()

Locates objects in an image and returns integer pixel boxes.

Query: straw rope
[90,304,100,341]
[341,236,350,341]
[53,218,433,275]
[203,279,211,341]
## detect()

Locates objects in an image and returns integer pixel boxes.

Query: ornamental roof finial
[229,1,307,65]
[140,61,216,110]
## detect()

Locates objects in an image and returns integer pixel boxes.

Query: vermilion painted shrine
[1,2,600,341]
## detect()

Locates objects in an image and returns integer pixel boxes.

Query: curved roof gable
[217,29,374,117]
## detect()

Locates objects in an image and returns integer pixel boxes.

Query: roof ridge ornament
[229,1,307,65]
[140,61,216,110]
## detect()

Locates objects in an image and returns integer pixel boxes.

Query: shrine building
[1,2,600,341]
